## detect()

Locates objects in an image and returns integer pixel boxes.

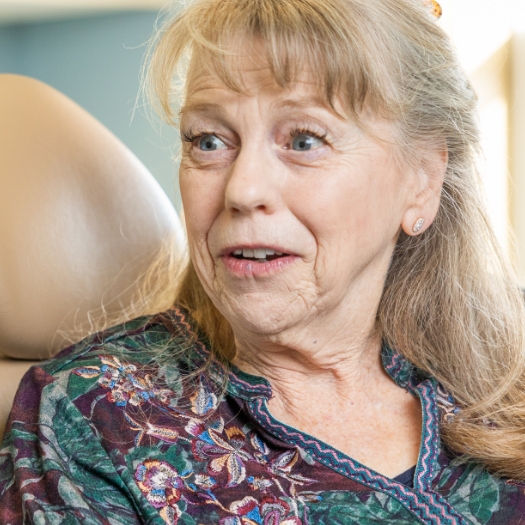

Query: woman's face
[179,54,426,340]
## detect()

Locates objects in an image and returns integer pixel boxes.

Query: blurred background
[1,0,525,278]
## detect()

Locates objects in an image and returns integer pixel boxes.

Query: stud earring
[412,218,425,233]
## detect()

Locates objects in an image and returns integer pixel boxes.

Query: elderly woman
[2,0,525,523]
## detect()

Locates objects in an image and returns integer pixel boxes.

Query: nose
[224,144,282,215]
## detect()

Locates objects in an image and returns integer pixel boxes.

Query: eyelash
[182,130,206,143]
[289,126,328,142]
[181,126,329,146]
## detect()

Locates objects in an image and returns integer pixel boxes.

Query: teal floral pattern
[1,307,525,524]
[73,354,174,408]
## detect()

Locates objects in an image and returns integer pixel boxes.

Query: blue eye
[198,135,226,151]
[291,134,323,151]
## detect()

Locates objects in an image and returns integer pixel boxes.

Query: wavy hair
[132,0,525,479]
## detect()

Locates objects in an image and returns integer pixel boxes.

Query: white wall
[511,32,525,281]
[439,0,525,279]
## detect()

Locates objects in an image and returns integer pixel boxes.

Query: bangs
[147,0,398,124]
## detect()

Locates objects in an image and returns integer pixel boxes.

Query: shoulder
[0,309,199,524]
[3,306,208,451]
[12,306,208,413]
[39,306,201,377]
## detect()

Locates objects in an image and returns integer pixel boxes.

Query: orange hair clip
[424,0,443,19]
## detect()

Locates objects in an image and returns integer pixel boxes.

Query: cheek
[290,160,405,273]
[291,168,376,242]
[179,168,225,243]
[179,168,227,296]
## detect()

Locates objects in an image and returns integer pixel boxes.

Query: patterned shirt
[1,307,525,524]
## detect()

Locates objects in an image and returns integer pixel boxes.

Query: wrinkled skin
[179,49,446,477]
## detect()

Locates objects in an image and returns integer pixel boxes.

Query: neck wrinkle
[232,331,388,408]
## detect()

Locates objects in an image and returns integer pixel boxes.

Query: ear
[401,146,448,236]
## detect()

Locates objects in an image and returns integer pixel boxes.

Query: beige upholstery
[0,361,41,439]
[0,74,184,440]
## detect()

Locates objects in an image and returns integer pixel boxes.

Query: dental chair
[0,74,183,440]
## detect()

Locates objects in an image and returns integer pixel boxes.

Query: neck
[232,317,389,406]
[230,266,399,408]
[228,276,423,479]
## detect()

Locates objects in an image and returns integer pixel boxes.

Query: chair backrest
[0,74,184,360]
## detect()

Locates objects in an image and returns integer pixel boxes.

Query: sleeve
[0,365,147,524]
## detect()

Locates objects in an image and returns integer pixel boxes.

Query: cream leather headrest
[0,74,183,360]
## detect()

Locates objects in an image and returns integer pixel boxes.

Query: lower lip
[221,255,297,276]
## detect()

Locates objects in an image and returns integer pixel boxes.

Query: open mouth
[231,248,287,262]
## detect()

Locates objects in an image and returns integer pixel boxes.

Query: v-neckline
[226,347,468,525]
[160,308,467,524]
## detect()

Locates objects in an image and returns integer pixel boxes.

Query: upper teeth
[233,248,283,258]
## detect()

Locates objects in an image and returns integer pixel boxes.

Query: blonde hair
[135,0,525,479]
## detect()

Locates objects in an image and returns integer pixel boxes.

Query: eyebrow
[179,102,224,118]
[277,98,333,112]
[179,97,340,119]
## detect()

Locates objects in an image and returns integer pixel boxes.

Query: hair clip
[424,0,443,19]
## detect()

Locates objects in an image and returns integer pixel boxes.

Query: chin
[218,294,310,337]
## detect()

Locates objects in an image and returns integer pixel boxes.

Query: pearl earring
[412,218,425,233]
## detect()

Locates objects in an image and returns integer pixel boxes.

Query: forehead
[183,50,340,117]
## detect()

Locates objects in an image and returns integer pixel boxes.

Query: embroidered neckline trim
[246,382,466,525]
[67,306,465,524]
[161,307,467,523]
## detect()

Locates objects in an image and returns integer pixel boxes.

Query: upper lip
[219,245,292,256]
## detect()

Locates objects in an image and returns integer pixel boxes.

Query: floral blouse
[1,307,525,524]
